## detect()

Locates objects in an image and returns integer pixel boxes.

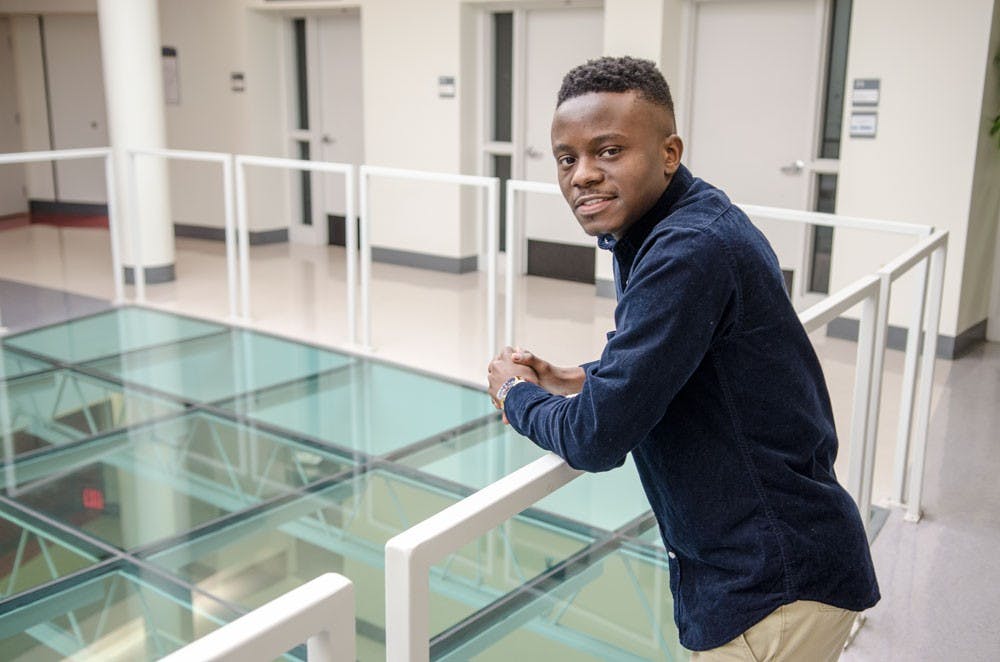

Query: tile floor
[0,222,998,660]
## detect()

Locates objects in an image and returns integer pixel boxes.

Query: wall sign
[438,76,456,99]
[851,79,880,106]
[849,111,878,138]
[162,46,180,105]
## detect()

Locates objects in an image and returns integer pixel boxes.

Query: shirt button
[668,551,677,559]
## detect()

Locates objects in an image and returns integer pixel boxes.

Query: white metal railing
[359,165,500,353]
[0,148,124,317]
[127,148,239,318]
[160,573,355,662]
[384,453,580,662]
[235,155,357,341]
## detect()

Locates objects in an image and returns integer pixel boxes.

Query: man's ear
[663,134,684,176]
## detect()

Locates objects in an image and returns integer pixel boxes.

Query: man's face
[551,91,682,239]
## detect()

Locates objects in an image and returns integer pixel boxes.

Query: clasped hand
[487,347,587,422]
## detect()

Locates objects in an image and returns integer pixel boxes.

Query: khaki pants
[690,601,857,662]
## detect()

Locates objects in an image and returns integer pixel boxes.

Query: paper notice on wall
[162,46,180,105]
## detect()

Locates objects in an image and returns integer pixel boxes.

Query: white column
[97,0,174,283]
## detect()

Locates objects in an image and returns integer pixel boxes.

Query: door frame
[680,0,838,307]
[476,1,603,272]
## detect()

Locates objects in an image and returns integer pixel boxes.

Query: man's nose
[571,157,603,188]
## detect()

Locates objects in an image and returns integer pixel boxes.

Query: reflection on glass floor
[0,307,684,661]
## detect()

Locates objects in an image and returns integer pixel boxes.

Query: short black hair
[557,56,674,112]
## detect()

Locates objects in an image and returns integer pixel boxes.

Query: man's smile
[574,193,617,214]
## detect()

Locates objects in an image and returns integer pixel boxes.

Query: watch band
[496,376,526,410]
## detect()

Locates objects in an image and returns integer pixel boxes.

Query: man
[487,57,879,661]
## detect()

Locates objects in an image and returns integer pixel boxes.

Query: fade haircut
[556,56,674,113]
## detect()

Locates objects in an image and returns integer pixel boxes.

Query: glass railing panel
[398,419,651,533]
[4,308,225,365]
[217,361,494,456]
[0,369,183,459]
[0,566,242,661]
[3,412,352,551]
[0,347,53,379]
[434,542,686,662]
[84,330,354,404]
[148,468,594,660]
[0,510,101,600]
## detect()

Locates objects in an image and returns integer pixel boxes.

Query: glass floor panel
[0,565,242,661]
[3,412,352,551]
[148,469,594,660]
[4,308,225,365]
[0,307,688,660]
[218,361,494,456]
[0,369,183,459]
[399,419,652,533]
[0,510,100,600]
[84,330,354,404]
[0,347,52,380]
[434,543,688,662]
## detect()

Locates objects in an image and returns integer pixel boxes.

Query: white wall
[158,0,288,233]
[832,0,999,338]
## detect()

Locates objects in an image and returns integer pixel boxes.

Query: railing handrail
[235,154,357,341]
[358,165,500,353]
[160,572,355,662]
[741,203,933,236]
[0,147,111,165]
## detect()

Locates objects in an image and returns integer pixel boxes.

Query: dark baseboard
[173,223,288,245]
[29,199,108,216]
[328,214,361,247]
[826,316,987,360]
[123,264,176,284]
[595,278,616,299]
[527,239,595,284]
[371,247,477,274]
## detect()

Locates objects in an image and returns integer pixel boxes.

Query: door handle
[780,159,806,175]
[322,134,336,145]
[525,146,544,159]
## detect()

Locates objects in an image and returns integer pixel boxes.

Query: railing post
[103,152,126,304]
[486,178,499,355]
[385,546,431,662]
[891,257,928,504]
[861,272,891,531]
[360,166,372,350]
[234,157,252,321]
[846,288,879,530]
[221,154,240,320]
[906,243,947,522]
[125,149,147,303]
[504,183,516,347]
[345,165,358,345]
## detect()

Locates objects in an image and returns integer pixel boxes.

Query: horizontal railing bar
[742,204,932,236]
[236,154,353,174]
[386,453,580,563]
[362,165,496,188]
[799,275,880,334]
[506,180,560,195]
[879,230,949,282]
[129,147,230,163]
[0,148,110,165]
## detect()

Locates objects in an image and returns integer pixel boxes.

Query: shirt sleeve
[503,226,739,472]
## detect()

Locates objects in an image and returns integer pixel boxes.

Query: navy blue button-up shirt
[504,164,879,651]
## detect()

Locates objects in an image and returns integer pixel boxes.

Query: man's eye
[600,147,621,157]
[557,155,576,167]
